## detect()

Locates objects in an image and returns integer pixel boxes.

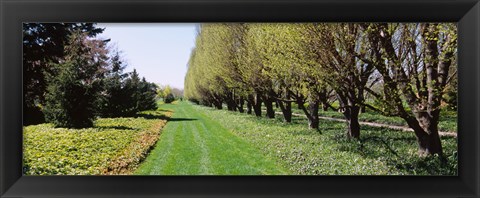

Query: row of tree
[184,23,457,157]
[156,84,184,103]
[24,23,158,128]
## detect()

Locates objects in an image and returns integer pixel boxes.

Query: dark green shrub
[137,78,158,111]
[164,93,175,103]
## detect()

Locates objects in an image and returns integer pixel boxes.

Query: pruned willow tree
[248,23,329,128]
[357,23,457,156]
[302,23,377,138]
[185,24,243,111]
[186,23,277,116]
[234,24,270,117]
[185,23,457,156]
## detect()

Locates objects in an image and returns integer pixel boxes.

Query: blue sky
[97,23,198,89]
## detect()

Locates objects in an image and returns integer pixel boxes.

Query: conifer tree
[43,31,105,128]
[137,77,158,111]
[99,51,129,117]
[122,69,141,116]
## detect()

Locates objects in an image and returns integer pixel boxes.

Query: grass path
[134,102,286,175]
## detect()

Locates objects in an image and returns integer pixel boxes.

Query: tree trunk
[319,89,329,111]
[418,128,443,156]
[214,102,222,109]
[343,106,360,139]
[246,99,252,114]
[225,92,236,111]
[237,97,245,113]
[337,93,361,139]
[298,99,320,130]
[264,98,275,118]
[308,101,320,129]
[277,99,292,123]
[253,92,262,117]
[406,113,443,156]
[227,100,236,111]
[322,102,329,111]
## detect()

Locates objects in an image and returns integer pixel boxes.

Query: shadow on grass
[168,118,198,122]
[95,125,135,130]
[360,136,401,157]
[156,109,174,113]
[136,113,170,120]
[136,113,197,122]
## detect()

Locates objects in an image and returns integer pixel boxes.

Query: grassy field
[134,102,286,175]
[287,106,457,132]
[195,103,458,175]
[23,109,171,175]
[233,102,456,132]
[23,101,457,175]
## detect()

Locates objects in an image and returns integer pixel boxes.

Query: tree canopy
[184,23,457,157]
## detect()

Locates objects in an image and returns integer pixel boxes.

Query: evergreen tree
[138,77,158,111]
[43,31,105,128]
[23,23,104,125]
[99,51,129,117]
[122,69,142,116]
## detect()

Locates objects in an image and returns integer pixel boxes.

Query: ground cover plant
[193,103,457,175]
[22,23,163,175]
[23,109,171,175]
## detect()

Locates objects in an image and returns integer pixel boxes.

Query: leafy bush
[23,109,171,175]
[164,93,175,103]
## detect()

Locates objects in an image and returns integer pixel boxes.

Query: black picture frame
[1,0,479,197]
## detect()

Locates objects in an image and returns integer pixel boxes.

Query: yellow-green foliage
[104,110,172,175]
[23,110,171,175]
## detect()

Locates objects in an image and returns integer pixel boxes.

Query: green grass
[23,110,169,175]
[23,100,457,175]
[196,104,458,175]
[134,102,286,175]
[286,106,457,132]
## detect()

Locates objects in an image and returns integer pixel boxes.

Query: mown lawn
[196,103,458,175]
[135,102,286,175]
[23,109,171,175]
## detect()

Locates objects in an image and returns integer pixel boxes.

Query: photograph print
[23,22,458,175]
